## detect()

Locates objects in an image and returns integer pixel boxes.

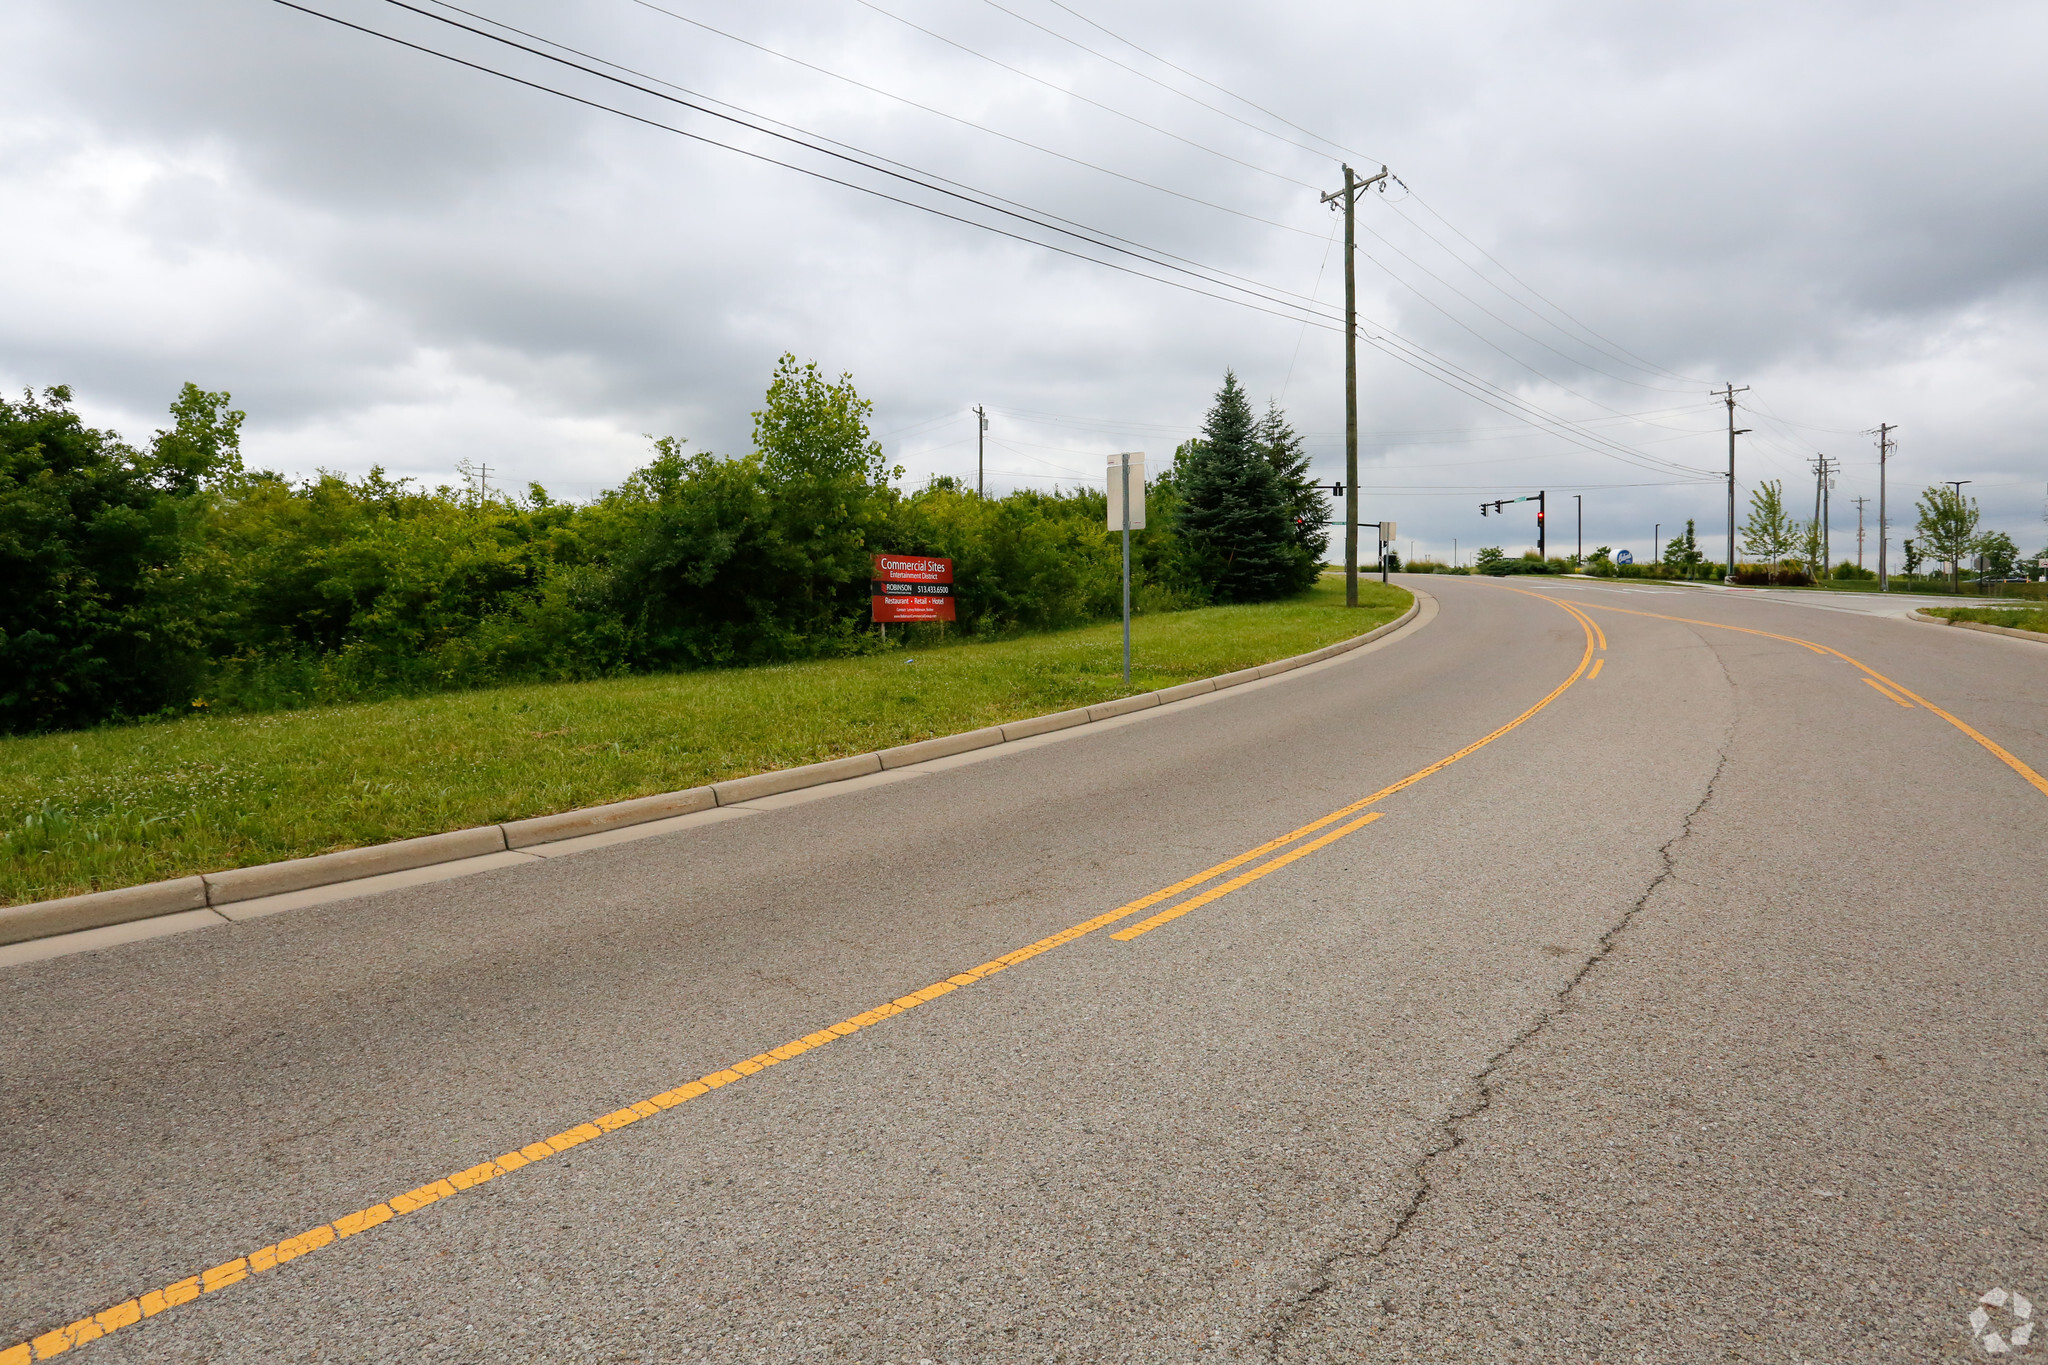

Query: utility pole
[1875,423,1896,591]
[1716,384,1750,580]
[1818,454,1835,573]
[1320,163,1390,608]
[1574,494,1582,565]
[975,405,988,498]
[1853,495,1870,570]
[1654,523,1661,568]
[1814,454,1835,570]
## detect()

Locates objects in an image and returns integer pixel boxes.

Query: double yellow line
[1572,600,2048,800]
[9,595,1605,1362]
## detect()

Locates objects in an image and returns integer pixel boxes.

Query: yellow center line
[1110,814,1384,940]
[1102,585,1603,943]
[10,589,1603,1362]
[1588,657,1605,680]
[1574,602,2048,801]
[1864,677,1913,708]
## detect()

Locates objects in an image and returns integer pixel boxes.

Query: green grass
[1923,606,2048,633]
[0,579,1409,904]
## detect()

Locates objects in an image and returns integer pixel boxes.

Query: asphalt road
[4,575,2043,1364]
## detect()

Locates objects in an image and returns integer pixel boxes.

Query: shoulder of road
[2,593,1431,965]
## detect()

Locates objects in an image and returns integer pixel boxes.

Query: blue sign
[1616,549,1635,565]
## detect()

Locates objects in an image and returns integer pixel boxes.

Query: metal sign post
[1107,453,1145,684]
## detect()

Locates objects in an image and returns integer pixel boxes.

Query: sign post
[871,554,955,641]
[1108,453,1145,684]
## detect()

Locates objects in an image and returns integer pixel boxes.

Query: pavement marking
[1575,603,2048,801]
[1864,677,1914,708]
[1110,814,1384,940]
[8,591,1598,1362]
[1107,587,1602,944]
[1588,658,1605,680]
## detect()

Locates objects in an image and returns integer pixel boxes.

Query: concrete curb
[1908,608,2048,644]
[4,596,1422,951]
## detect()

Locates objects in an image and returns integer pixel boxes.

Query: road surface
[4,575,2044,1363]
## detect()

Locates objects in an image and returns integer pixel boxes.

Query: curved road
[4,575,2044,1363]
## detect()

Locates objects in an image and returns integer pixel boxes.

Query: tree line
[1739,479,2034,588]
[0,361,1328,734]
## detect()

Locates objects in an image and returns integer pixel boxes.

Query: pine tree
[1254,399,1331,562]
[1176,372,1315,602]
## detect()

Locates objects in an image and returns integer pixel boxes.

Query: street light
[1726,428,1751,580]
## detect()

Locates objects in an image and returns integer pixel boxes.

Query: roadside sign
[1617,549,1634,564]
[1380,520,1396,541]
[1107,453,1146,530]
[872,554,955,622]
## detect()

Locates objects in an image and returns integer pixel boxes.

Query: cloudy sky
[6,0,2045,564]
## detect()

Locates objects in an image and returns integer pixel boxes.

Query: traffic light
[1480,505,1489,516]
[1328,481,1345,498]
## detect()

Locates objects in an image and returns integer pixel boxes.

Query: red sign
[873,554,956,622]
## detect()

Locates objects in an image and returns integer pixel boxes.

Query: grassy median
[0,579,1409,904]
[1922,606,2048,633]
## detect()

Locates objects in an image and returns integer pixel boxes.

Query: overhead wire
[312,0,1346,332]
[1028,0,1713,401]
[1037,0,1364,162]
[1396,189,1713,387]
[280,0,1722,483]
[845,0,1322,191]
[610,0,1327,240]
[974,0,1345,165]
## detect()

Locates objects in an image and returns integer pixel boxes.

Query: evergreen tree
[1254,399,1331,562]
[1661,518,1704,574]
[1175,372,1315,602]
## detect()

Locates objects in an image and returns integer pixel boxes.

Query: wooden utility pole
[1876,423,1896,591]
[1853,495,1870,569]
[1715,384,1750,580]
[1321,163,1389,607]
[976,405,988,498]
[1810,454,1835,572]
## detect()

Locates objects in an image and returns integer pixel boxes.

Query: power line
[1396,189,1712,387]
[1355,216,1698,396]
[339,0,1345,329]
[970,0,1716,410]
[277,0,1720,483]
[846,0,1321,191]
[608,0,1328,240]
[433,1,1717,478]
[1037,0,1369,162]
[975,0,1342,165]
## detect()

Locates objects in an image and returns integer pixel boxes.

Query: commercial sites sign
[871,554,955,623]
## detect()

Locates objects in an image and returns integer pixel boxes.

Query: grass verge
[1922,606,2048,633]
[1,579,1410,904]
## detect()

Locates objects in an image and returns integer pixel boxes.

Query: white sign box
[1106,452,1146,530]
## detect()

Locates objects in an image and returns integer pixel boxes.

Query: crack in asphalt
[1253,729,1734,1361]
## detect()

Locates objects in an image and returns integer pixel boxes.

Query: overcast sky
[6,0,2045,564]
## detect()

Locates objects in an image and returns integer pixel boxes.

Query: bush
[7,362,1343,734]
[1731,565,1812,586]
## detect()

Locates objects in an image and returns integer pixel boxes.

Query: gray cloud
[4,0,2043,553]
